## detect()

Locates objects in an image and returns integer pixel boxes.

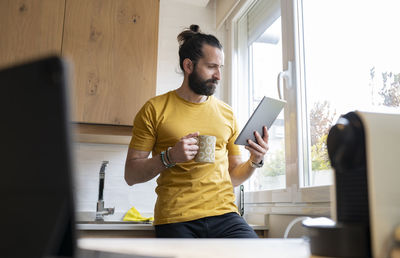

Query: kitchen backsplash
[73,143,157,215]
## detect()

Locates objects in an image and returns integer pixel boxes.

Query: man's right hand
[168,132,200,163]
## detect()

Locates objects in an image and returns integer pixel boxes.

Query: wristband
[166,147,175,166]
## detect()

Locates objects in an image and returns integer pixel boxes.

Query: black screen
[0,56,76,258]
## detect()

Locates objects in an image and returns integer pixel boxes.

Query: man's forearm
[230,160,256,187]
[124,155,165,186]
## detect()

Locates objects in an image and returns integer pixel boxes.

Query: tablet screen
[234,96,286,146]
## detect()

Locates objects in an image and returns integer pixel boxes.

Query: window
[300,0,400,187]
[229,0,400,208]
[236,0,285,192]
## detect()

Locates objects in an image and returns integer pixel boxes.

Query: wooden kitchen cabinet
[1,0,159,130]
[0,0,65,69]
[62,0,159,126]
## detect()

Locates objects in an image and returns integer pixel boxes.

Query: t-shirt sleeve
[129,101,156,151]
[227,115,241,156]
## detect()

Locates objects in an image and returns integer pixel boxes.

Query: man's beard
[188,69,217,96]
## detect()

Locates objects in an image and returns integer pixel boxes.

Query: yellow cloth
[123,206,154,222]
[130,90,241,225]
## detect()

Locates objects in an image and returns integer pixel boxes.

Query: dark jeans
[154,212,258,238]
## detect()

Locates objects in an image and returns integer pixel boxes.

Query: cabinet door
[62,0,159,125]
[0,0,65,69]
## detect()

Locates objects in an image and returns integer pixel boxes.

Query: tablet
[234,96,286,146]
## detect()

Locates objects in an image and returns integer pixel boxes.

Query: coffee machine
[303,110,400,257]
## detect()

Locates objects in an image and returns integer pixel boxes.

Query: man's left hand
[245,126,269,164]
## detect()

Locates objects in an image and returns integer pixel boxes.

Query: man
[124,25,269,238]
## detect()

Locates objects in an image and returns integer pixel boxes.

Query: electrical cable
[283,216,311,238]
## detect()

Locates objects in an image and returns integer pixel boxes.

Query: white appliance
[358,110,400,258]
[303,110,400,257]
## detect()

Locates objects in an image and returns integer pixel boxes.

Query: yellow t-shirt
[129,90,241,225]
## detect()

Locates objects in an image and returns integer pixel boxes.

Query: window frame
[226,0,331,216]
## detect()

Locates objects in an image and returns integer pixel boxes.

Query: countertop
[76,222,268,231]
[78,238,310,258]
[77,222,154,231]
[76,211,154,230]
[75,211,269,231]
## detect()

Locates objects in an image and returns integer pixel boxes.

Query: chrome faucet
[95,161,115,221]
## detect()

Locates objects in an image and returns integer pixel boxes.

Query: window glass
[301,0,400,187]
[244,17,286,191]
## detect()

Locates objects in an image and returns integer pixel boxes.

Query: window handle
[277,61,293,99]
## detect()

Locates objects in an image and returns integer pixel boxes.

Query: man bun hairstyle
[177,24,222,71]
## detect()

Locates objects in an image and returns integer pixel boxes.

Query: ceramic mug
[195,135,216,163]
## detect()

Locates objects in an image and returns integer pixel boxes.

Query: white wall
[156,0,227,100]
[73,143,157,214]
[75,0,225,216]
